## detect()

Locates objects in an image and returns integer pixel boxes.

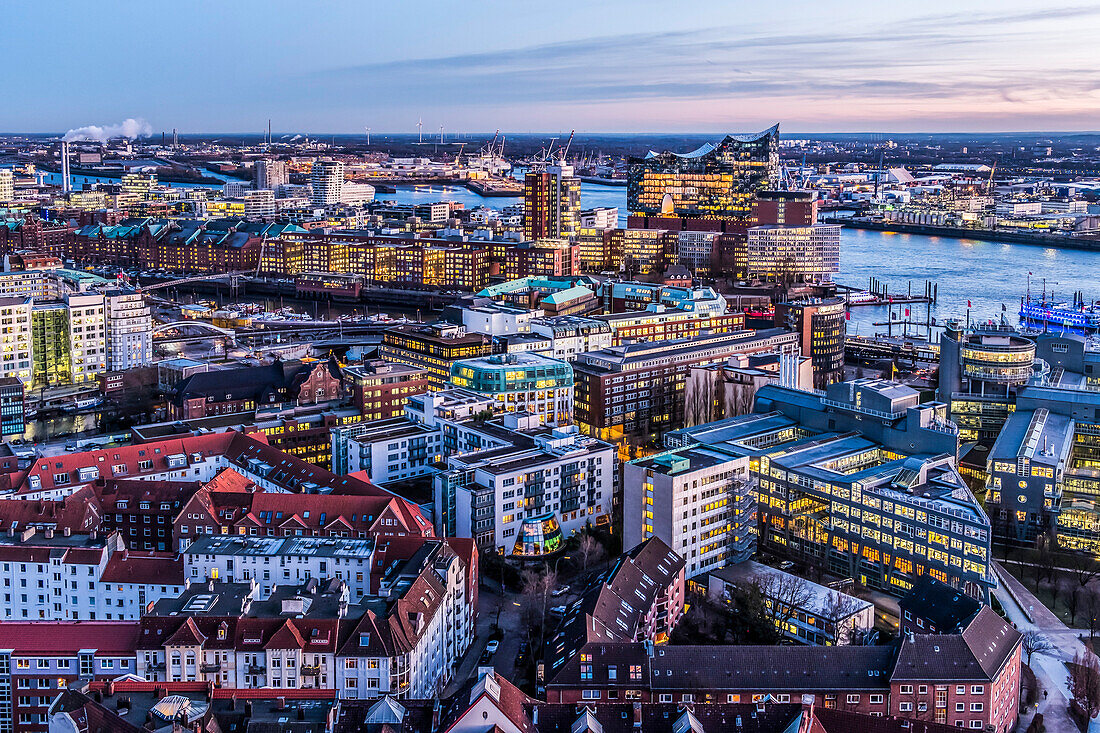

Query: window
[899,703,913,712]
[956,685,965,695]
[847,695,860,703]
[955,703,964,712]
[969,722,982,729]
[971,685,984,695]
[659,694,673,703]
[970,703,983,712]
[870,694,884,704]
[581,690,600,700]
[900,685,913,694]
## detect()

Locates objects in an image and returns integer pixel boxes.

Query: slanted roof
[899,575,981,633]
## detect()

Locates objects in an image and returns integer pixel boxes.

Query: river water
[41,170,1100,340]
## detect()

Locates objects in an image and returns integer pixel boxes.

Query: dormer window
[359,633,370,647]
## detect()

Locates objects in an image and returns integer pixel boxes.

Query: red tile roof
[0,486,102,532]
[18,432,246,495]
[164,617,208,647]
[100,551,184,585]
[0,621,140,654]
[140,617,239,651]
[180,473,434,540]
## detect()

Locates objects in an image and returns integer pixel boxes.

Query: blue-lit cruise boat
[1020,291,1100,335]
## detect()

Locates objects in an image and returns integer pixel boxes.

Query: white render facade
[435,425,616,554]
[0,530,183,621]
[183,535,375,601]
[624,448,756,578]
[104,288,152,371]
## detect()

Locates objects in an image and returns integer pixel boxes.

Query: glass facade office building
[627,125,780,219]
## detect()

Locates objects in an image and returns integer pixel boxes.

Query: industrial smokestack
[60,142,72,194]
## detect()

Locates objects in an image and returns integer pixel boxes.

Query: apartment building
[624,446,756,577]
[547,606,1020,733]
[379,324,492,387]
[342,360,428,420]
[546,538,685,679]
[137,538,474,700]
[183,535,377,601]
[0,297,32,383]
[103,286,152,370]
[594,305,746,346]
[706,561,875,645]
[435,420,616,555]
[0,622,141,733]
[0,528,183,621]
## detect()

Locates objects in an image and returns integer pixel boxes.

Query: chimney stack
[61,141,72,194]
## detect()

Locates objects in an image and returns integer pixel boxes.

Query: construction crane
[560,130,575,162]
[454,142,467,165]
[986,160,997,195]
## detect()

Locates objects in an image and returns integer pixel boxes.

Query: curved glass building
[627,125,780,219]
[450,352,574,425]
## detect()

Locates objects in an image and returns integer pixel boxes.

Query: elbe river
[46,170,1100,338]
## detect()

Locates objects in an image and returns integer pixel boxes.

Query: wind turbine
[416,118,423,144]
[364,127,371,145]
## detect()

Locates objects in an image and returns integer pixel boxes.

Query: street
[444,582,525,698]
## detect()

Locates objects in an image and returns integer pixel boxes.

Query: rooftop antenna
[267,119,271,146]
[417,118,423,144]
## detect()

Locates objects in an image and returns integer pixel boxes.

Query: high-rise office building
[0,376,24,437]
[0,297,32,384]
[0,169,13,202]
[254,158,288,191]
[745,224,841,283]
[627,124,780,220]
[309,159,344,207]
[104,287,152,372]
[524,163,580,240]
[775,297,846,388]
[244,189,277,219]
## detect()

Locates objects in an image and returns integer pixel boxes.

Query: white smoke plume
[289,134,302,141]
[63,118,153,143]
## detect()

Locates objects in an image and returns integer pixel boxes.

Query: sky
[5,0,1100,135]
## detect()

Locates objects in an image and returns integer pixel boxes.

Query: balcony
[301,664,321,676]
[200,662,223,673]
[246,663,266,675]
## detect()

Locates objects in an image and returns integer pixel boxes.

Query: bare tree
[1069,650,1100,718]
[578,533,605,571]
[520,568,560,648]
[1065,580,1082,625]
[1069,551,1100,589]
[1037,539,1057,586]
[822,591,867,645]
[684,369,714,427]
[1021,630,1055,667]
[1084,586,1100,640]
[755,572,815,639]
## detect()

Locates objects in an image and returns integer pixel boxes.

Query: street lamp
[553,555,572,577]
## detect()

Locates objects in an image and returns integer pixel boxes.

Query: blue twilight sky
[6,0,1100,134]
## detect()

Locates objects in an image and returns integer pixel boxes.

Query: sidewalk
[994,562,1082,732]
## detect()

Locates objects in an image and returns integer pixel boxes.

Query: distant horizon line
[7,129,1100,138]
